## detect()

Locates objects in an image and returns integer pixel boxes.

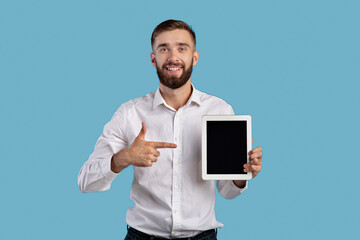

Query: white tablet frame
[202,115,252,180]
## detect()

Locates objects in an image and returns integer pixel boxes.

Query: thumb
[137,122,147,140]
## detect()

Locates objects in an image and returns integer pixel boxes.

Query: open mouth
[165,65,183,74]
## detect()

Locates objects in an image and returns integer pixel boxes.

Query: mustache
[162,62,184,68]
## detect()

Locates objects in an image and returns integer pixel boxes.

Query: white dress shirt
[78,84,247,238]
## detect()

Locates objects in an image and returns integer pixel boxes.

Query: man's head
[150,20,199,89]
[151,20,196,50]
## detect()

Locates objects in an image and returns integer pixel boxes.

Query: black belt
[128,226,216,240]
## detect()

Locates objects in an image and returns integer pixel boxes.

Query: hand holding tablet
[202,115,253,180]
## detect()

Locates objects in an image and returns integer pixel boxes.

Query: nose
[167,49,180,63]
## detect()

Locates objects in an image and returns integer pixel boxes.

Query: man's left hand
[244,146,263,178]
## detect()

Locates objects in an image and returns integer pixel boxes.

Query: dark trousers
[124,226,217,240]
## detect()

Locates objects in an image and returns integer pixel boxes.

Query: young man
[78,20,263,240]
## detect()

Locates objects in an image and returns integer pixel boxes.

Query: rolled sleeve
[217,180,248,199]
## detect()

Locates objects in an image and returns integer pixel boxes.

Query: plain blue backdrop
[1,0,359,239]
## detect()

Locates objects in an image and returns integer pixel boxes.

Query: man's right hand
[111,122,177,173]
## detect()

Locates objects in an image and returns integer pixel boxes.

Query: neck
[159,80,192,111]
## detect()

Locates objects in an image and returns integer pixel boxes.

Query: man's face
[151,29,199,89]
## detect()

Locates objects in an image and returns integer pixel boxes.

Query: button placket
[171,110,182,235]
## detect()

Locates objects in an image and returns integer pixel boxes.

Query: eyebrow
[156,42,191,50]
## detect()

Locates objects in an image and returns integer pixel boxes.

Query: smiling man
[153,28,196,91]
[78,20,263,240]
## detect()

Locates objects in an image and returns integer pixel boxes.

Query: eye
[159,48,168,52]
[179,47,187,52]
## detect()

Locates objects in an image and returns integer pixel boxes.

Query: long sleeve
[78,106,128,192]
[216,180,248,199]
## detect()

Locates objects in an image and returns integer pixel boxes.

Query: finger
[144,160,153,167]
[250,152,262,160]
[249,164,261,173]
[137,122,147,139]
[243,164,249,173]
[243,163,250,172]
[248,146,262,155]
[136,160,153,167]
[250,158,262,165]
[244,162,261,171]
[146,154,158,162]
[152,149,160,157]
[151,141,177,149]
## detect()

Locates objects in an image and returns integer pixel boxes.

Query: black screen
[207,121,247,174]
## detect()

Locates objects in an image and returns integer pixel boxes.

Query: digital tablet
[202,115,252,180]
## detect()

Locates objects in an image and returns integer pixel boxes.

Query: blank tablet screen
[207,121,247,174]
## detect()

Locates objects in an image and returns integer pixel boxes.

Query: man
[78,20,263,240]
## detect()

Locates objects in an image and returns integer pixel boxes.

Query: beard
[156,60,193,89]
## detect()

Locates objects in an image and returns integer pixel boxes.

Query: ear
[150,52,156,68]
[192,50,199,66]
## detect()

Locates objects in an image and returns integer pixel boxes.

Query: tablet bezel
[202,115,252,180]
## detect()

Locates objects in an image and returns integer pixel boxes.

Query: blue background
[1,0,359,239]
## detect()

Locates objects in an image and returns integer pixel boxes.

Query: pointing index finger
[151,141,177,149]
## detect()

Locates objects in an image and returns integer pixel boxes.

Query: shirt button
[174,185,179,189]
[173,231,177,235]
[175,161,179,166]
[175,137,178,141]
[174,209,177,214]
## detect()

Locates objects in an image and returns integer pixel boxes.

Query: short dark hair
[151,19,196,49]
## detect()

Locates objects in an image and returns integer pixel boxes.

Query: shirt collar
[153,83,201,110]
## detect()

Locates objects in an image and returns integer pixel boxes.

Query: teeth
[168,67,181,71]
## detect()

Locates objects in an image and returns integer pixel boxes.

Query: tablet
[202,115,252,180]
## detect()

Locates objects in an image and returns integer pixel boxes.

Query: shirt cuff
[219,180,248,199]
[231,180,248,193]
[101,155,119,183]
